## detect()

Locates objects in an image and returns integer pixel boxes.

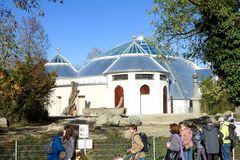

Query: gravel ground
[0,113,202,142]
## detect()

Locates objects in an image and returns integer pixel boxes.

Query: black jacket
[202,124,222,154]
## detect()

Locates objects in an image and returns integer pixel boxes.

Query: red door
[163,86,167,113]
[115,85,124,108]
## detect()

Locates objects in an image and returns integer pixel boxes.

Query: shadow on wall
[85,101,91,108]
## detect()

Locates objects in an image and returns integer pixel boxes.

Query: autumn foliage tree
[0,4,56,123]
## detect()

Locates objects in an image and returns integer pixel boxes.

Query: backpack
[138,132,149,152]
[228,124,237,141]
[45,139,54,154]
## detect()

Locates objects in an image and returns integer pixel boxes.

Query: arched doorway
[140,85,150,114]
[163,86,167,113]
[115,85,124,108]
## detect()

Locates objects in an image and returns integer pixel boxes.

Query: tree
[0,59,56,123]
[0,2,57,124]
[149,0,240,106]
[201,77,235,114]
[86,48,104,61]
[17,16,50,61]
[0,7,17,68]
[9,0,63,15]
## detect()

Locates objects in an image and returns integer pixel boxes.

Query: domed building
[46,36,213,116]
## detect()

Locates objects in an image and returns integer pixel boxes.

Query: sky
[26,0,155,67]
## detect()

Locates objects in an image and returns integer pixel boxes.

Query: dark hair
[207,118,214,124]
[63,126,74,141]
[129,124,137,131]
[57,131,63,137]
[170,123,180,134]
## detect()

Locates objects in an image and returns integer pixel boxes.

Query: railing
[0,137,166,160]
[1,138,240,160]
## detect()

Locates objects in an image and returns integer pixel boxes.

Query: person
[179,122,193,160]
[218,117,231,160]
[165,123,184,160]
[202,118,222,160]
[127,124,145,160]
[113,154,124,160]
[228,116,237,160]
[62,126,76,160]
[48,131,64,160]
[192,125,207,160]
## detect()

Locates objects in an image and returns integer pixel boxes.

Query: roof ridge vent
[56,48,61,55]
[49,48,71,64]
[132,36,137,41]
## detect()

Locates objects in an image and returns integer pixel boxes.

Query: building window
[113,74,128,80]
[140,85,150,95]
[160,75,166,80]
[135,74,154,80]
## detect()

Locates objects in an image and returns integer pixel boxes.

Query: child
[192,125,207,160]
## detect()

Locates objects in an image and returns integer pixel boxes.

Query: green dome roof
[105,36,166,56]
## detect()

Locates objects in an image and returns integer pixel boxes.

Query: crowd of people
[166,116,237,160]
[46,115,237,160]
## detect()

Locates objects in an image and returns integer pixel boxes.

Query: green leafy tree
[8,0,63,15]
[201,78,235,114]
[149,0,240,106]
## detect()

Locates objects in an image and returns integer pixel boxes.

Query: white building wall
[173,99,190,113]
[48,86,72,116]
[76,84,108,109]
[107,72,168,115]
[48,73,186,116]
[48,76,108,116]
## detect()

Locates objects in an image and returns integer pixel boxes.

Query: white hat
[218,117,224,122]
[228,117,235,123]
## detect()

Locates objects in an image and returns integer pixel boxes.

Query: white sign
[79,124,89,138]
[235,122,240,137]
[78,139,93,149]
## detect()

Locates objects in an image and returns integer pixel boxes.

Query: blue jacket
[48,135,64,160]
[193,129,204,149]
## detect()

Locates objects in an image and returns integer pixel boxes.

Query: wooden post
[68,81,79,116]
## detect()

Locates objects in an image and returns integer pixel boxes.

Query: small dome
[46,54,78,77]
[49,54,70,63]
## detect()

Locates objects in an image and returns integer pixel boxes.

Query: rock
[95,113,112,126]
[215,113,223,117]
[47,123,62,131]
[83,108,124,117]
[119,118,129,126]
[128,116,142,126]
[108,116,121,126]
[223,111,233,116]
[235,107,240,115]
[107,109,125,116]
[0,118,7,127]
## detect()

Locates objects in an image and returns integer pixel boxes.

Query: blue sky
[35,0,155,67]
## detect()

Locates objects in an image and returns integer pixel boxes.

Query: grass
[0,130,239,160]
